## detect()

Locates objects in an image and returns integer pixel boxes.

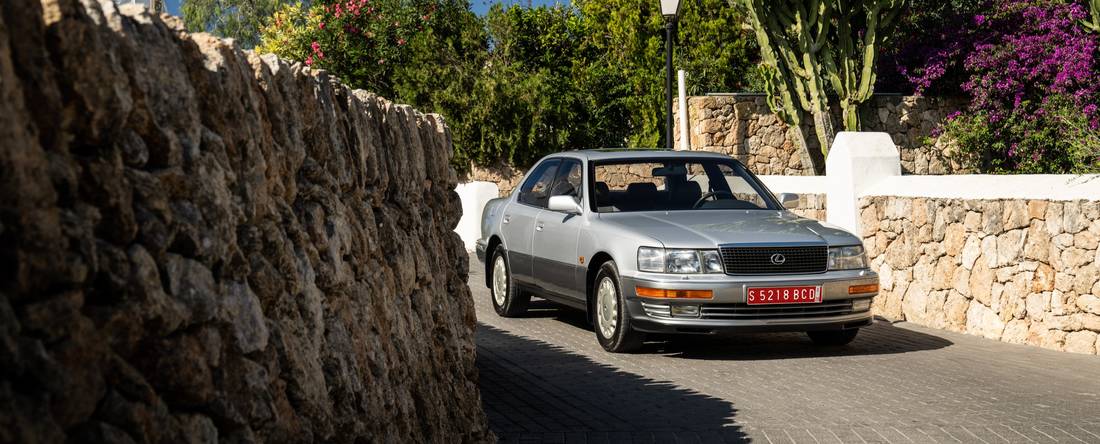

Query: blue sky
[469,0,569,15]
[164,0,570,17]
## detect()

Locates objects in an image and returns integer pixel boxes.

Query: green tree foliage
[183,0,291,48]
[739,0,905,172]
[576,0,759,147]
[258,0,759,169]
[447,5,607,167]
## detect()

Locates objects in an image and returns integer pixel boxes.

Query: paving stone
[471,254,1100,444]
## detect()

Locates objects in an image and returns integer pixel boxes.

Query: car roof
[546,149,732,162]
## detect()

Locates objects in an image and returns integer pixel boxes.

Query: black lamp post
[660,0,682,149]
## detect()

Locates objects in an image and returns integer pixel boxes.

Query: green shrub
[944,96,1100,174]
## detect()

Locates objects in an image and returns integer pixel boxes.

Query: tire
[592,261,645,353]
[806,328,859,346]
[489,249,529,317]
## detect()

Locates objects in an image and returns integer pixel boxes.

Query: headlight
[637,247,724,274]
[667,250,701,273]
[637,247,666,272]
[701,250,724,273]
[829,245,868,270]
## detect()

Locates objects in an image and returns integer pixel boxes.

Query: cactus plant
[825,0,905,131]
[1084,0,1100,33]
[739,0,905,172]
[740,0,833,173]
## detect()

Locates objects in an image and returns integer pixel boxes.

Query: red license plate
[746,286,822,305]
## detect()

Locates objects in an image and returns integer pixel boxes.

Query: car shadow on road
[477,322,747,443]
[514,299,592,323]
[521,300,953,361]
[649,318,954,361]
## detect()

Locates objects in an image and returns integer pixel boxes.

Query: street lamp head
[660,0,681,18]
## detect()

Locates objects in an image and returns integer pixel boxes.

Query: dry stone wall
[673,95,968,176]
[787,193,827,221]
[673,95,815,175]
[0,0,491,442]
[861,196,1100,355]
[468,164,524,197]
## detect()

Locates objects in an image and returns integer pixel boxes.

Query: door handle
[535,223,544,231]
[502,214,511,224]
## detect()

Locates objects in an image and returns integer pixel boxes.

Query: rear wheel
[490,249,529,317]
[806,329,859,346]
[593,261,644,353]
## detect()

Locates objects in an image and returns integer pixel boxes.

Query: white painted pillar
[677,70,689,151]
[825,132,901,236]
[455,181,500,251]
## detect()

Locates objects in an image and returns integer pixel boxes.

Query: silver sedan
[476,150,878,353]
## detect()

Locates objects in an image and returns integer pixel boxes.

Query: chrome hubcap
[596,277,618,339]
[492,256,508,306]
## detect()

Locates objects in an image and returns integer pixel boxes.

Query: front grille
[700,300,853,320]
[719,245,828,275]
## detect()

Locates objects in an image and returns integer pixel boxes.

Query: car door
[532,158,586,302]
[501,159,560,285]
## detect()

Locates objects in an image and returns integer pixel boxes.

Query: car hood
[597,210,860,248]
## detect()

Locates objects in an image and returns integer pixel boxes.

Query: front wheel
[806,329,859,346]
[593,261,644,353]
[490,249,529,317]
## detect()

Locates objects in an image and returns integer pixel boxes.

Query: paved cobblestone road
[470,255,1100,444]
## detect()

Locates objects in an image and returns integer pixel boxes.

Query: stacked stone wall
[0,0,491,441]
[861,196,1100,354]
[788,193,827,221]
[673,94,968,176]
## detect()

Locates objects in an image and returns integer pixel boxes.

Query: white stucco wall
[758,175,828,195]
[826,132,903,235]
[455,181,500,251]
[868,174,1100,201]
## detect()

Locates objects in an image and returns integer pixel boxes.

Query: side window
[517,159,561,207]
[549,160,583,198]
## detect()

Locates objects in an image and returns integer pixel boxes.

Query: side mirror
[548,195,582,214]
[777,192,800,209]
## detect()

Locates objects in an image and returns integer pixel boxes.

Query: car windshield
[591,158,779,213]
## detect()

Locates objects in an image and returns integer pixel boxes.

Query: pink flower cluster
[962,1,1100,125]
[326,0,373,19]
[306,41,325,66]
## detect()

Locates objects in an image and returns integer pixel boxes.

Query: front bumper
[621,270,878,335]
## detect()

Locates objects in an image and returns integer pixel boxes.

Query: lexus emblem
[770,253,787,265]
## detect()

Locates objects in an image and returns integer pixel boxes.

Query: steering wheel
[693,190,735,208]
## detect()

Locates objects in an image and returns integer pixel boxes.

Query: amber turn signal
[635,286,713,299]
[848,283,879,294]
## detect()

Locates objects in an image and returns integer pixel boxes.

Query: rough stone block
[0,2,493,441]
[966,302,1006,340]
[1065,331,1098,354]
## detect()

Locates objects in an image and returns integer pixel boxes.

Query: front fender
[578,216,666,277]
